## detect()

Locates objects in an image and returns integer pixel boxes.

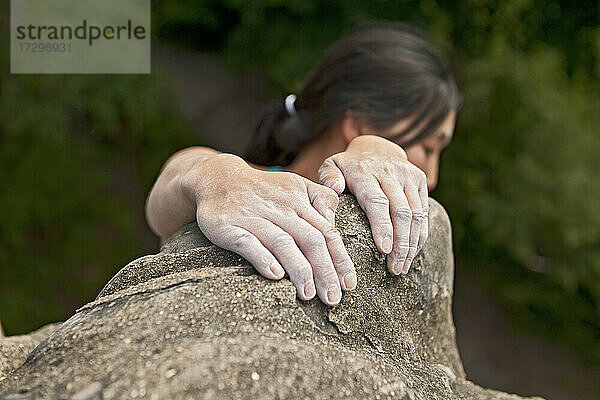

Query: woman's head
[246,22,461,188]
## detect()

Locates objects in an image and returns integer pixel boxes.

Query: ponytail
[245,96,314,166]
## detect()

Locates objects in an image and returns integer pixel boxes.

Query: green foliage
[0,36,196,333]
[150,0,600,363]
[436,2,600,364]
[153,0,435,91]
[438,37,600,363]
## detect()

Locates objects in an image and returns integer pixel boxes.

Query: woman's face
[377,111,456,190]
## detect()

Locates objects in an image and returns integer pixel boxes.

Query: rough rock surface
[0,195,544,399]
[0,323,60,381]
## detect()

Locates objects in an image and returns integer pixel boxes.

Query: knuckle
[393,207,412,221]
[414,168,427,182]
[374,223,393,240]
[310,196,325,211]
[376,221,394,235]
[336,256,355,273]
[412,210,425,222]
[259,255,273,266]
[350,184,368,200]
[381,161,394,175]
[323,187,340,205]
[318,173,335,185]
[369,193,390,208]
[354,163,369,175]
[272,233,296,250]
[325,274,341,288]
[316,188,339,208]
[303,229,326,249]
[317,268,340,284]
[323,225,342,239]
[392,245,410,257]
[323,227,346,246]
[230,230,254,250]
[296,267,314,285]
[407,245,418,257]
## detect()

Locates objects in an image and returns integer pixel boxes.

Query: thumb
[318,157,346,195]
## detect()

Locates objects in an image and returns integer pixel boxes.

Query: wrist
[179,153,250,205]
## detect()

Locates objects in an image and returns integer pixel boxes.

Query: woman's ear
[340,110,361,145]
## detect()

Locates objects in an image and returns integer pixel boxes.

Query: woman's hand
[180,154,356,306]
[318,135,429,275]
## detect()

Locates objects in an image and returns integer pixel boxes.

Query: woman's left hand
[318,135,429,275]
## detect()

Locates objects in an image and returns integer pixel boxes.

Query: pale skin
[145,111,456,306]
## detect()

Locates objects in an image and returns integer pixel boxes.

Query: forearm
[145,146,221,242]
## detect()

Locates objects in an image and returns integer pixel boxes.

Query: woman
[146,24,461,307]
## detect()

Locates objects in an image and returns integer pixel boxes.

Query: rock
[0,195,544,399]
[0,323,61,381]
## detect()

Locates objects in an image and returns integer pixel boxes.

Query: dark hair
[245,22,462,166]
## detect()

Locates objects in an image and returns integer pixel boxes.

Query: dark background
[1,1,598,399]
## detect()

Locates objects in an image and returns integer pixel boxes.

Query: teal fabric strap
[268,165,283,172]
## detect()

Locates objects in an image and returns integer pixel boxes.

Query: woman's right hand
[180,153,356,306]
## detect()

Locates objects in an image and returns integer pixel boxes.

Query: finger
[418,179,430,251]
[297,205,356,292]
[244,218,317,301]
[206,225,285,280]
[318,156,346,195]
[305,179,339,225]
[347,175,393,255]
[277,214,342,306]
[378,178,411,275]
[401,185,423,274]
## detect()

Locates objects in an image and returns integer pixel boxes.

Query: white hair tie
[284,94,297,117]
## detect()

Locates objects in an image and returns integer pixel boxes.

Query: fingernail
[381,237,392,254]
[326,284,341,304]
[342,272,357,290]
[269,262,284,279]
[304,281,316,298]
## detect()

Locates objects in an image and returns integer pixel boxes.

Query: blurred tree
[438,25,600,364]
[0,29,197,332]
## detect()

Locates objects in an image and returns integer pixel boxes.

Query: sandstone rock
[0,323,60,381]
[0,195,544,399]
